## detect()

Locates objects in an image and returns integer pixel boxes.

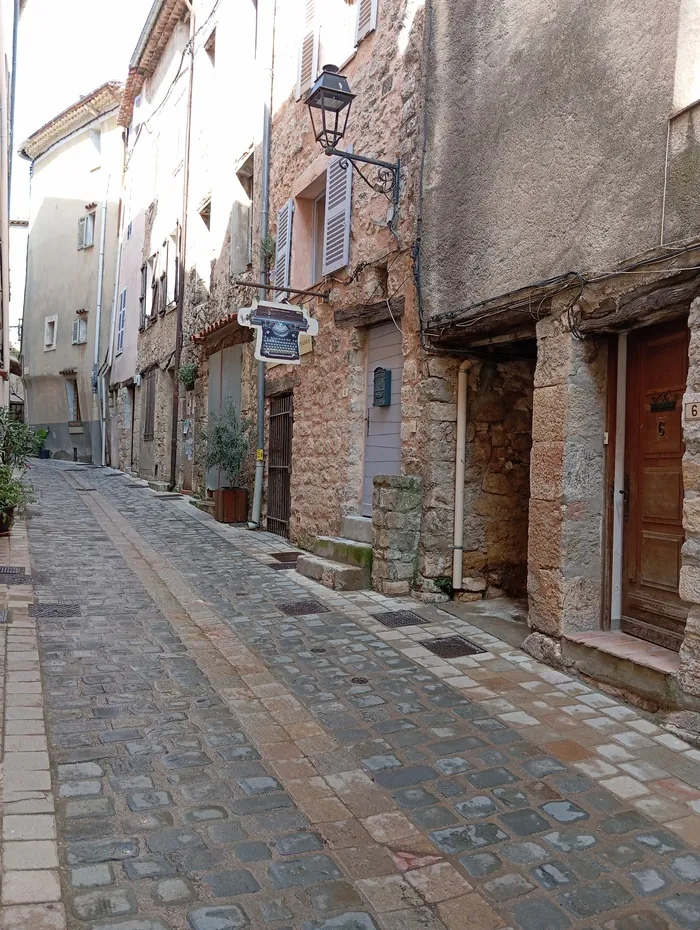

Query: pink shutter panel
[322,150,353,275]
[274,199,294,299]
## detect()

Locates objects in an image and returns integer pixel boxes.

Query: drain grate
[375,610,430,629]
[310,647,327,654]
[352,676,369,684]
[75,488,97,492]
[271,552,302,563]
[420,635,486,658]
[277,600,329,616]
[268,563,298,571]
[0,609,8,623]
[0,566,25,574]
[29,604,80,618]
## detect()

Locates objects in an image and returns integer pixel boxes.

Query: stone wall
[372,474,423,596]
[525,308,608,660]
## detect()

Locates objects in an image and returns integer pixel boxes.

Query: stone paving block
[404,863,473,903]
[3,840,59,870]
[1,904,67,930]
[437,892,502,930]
[269,854,343,888]
[2,869,61,905]
[3,814,56,841]
[71,886,137,920]
[188,906,250,930]
[70,864,114,887]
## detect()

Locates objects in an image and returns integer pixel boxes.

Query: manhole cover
[29,604,80,618]
[271,552,301,563]
[0,566,25,574]
[310,647,327,654]
[352,676,369,684]
[269,563,298,571]
[375,610,430,629]
[277,600,329,616]
[420,635,486,658]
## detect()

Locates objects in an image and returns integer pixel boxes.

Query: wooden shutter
[77,216,86,250]
[166,236,178,305]
[323,151,353,275]
[117,289,127,354]
[71,320,80,344]
[274,199,294,299]
[296,0,319,99]
[355,0,378,42]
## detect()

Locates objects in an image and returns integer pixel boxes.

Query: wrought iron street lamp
[307,65,401,216]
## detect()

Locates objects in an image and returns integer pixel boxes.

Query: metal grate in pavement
[420,635,486,658]
[0,609,8,623]
[271,552,302,563]
[76,488,97,492]
[0,566,25,574]
[268,563,298,571]
[29,604,81,618]
[375,610,430,628]
[276,599,329,616]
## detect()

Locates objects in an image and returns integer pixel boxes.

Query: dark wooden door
[622,320,689,650]
[267,393,293,538]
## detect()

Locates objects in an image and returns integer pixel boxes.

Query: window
[142,370,156,441]
[232,153,254,274]
[71,317,88,345]
[355,0,379,43]
[296,0,319,99]
[116,289,127,355]
[199,197,211,230]
[126,221,133,241]
[78,212,95,250]
[131,94,142,138]
[43,316,57,351]
[312,192,325,284]
[65,379,81,424]
[139,263,147,328]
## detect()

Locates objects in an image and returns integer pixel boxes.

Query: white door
[206,345,242,491]
[361,322,403,516]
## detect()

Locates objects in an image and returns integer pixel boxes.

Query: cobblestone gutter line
[0,519,67,930]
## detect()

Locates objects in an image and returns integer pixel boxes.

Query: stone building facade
[418,0,700,704]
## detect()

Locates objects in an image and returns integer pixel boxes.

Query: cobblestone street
[3,461,700,930]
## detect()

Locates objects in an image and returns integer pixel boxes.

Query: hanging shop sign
[237,301,318,365]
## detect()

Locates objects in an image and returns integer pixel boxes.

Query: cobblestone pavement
[9,461,700,930]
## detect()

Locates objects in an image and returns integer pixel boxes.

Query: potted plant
[0,465,31,536]
[203,402,251,523]
[33,428,50,459]
[178,362,198,392]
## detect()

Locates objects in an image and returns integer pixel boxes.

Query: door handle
[619,474,630,521]
[366,408,370,436]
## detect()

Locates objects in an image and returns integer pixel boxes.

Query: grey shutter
[231,200,252,275]
[71,320,80,344]
[355,0,378,42]
[77,216,86,250]
[296,0,319,99]
[274,199,294,299]
[322,150,353,275]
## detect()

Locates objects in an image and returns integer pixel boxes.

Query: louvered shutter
[117,289,127,354]
[274,199,294,299]
[322,151,353,275]
[71,320,80,344]
[355,0,378,43]
[296,0,319,99]
[166,235,178,305]
[77,216,86,250]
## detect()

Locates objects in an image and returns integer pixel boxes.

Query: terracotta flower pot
[214,488,248,524]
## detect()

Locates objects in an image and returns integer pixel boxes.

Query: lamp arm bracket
[326,147,400,208]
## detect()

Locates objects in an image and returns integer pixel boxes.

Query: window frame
[142,370,156,441]
[43,315,57,351]
[116,288,127,355]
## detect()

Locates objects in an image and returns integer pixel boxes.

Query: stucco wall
[421,0,700,318]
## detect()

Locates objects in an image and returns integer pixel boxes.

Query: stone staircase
[296,516,373,591]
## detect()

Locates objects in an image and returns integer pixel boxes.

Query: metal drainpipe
[250,0,274,529]
[169,3,195,490]
[92,194,109,463]
[9,0,19,198]
[452,360,472,591]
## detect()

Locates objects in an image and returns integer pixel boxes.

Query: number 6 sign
[685,402,700,421]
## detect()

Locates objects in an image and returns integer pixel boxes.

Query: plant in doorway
[177,362,198,391]
[203,401,252,524]
[0,466,32,536]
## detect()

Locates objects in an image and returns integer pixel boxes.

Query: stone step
[314,536,373,569]
[296,554,370,591]
[340,515,373,545]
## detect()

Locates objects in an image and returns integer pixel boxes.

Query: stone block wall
[372,474,423,596]
[525,309,608,660]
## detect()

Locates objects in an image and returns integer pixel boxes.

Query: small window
[65,379,81,423]
[117,289,127,355]
[78,212,95,250]
[126,221,133,241]
[199,197,211,230]
[71,317,88,345]
[142,370,156,441]
[44,316,57,351]
[205,28,216,64]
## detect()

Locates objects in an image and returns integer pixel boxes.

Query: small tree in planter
[203,402,252,523]
[0,465,32,536]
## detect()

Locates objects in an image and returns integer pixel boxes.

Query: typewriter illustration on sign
[238,301,319,365]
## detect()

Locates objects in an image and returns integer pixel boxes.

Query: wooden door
[622,320,689,650]
[361,322,403,516]
[267,393,293,538]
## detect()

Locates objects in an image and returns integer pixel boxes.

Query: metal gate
[267,393,293,537]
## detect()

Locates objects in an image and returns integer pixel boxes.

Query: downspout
[169,2,195,489]
[250,0,274,529]
[452,360,472,591]
[92,193,108,463]
[9,0,19,196]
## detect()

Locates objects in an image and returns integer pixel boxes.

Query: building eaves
[118,0,189,127]
[18,81,122,161]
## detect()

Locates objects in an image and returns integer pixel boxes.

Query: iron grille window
[143,370,156,441]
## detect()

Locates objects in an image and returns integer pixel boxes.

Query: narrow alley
[2,461,700,930]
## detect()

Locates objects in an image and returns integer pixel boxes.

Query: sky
[6,0,155,345]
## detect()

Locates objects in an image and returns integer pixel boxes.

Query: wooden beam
[334,295,405,329]
[578,273,700,333]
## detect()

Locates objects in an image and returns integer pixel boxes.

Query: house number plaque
[685,402,700,421]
